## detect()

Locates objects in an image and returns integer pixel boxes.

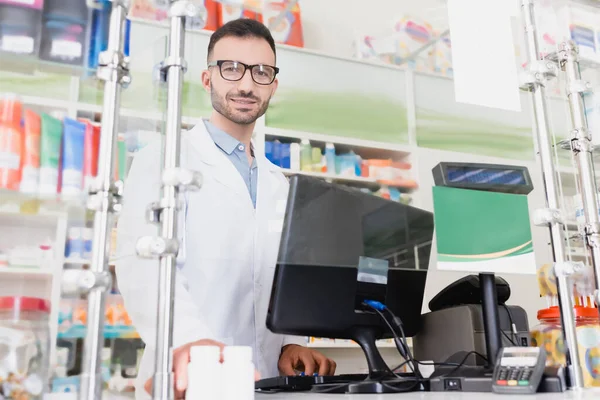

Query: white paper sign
[447,0,521,112]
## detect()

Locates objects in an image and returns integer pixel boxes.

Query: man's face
[202,36,278,125]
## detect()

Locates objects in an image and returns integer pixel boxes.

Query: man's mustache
[228,92,260,102]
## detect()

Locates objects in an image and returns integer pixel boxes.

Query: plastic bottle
[186,345,223,400]
[222,346,255,400]
[300,139,312,172]
[325,142,336,174]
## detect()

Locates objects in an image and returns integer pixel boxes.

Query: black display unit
[432,162,534,194]
[266,175,434,393]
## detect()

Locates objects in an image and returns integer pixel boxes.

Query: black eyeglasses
[208,60,279,85]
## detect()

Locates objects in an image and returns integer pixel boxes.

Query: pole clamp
[570,136,593,152]
[519,60,557,89]
[532,208,563,226]
[567,80,592,95]
[87,180,124,213]
[163,168,202,191]
[61,269,112,295]
[169,0,203,18]
[558,41,579,59]
[584,223,600,236]
[97,50,131,87]
[554,261,586,278]
[136,236,180,258]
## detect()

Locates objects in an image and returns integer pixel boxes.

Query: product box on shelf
[216,0,304,47]
[263,0,303,47]
[217,0,263,26]
[0,1,43,56]
[130,0,219,31]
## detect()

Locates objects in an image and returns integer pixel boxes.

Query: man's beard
[210,84,270,125]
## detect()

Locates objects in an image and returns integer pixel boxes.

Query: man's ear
[201,69,211,93]
[270,77,279,97]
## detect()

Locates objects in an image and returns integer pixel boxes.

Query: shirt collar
[203,119,240,155]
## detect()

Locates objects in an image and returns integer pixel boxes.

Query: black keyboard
[255,373,420,392]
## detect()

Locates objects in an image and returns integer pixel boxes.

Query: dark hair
[207,19,276,62]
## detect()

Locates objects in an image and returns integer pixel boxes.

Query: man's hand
[144,339,225,399]
[278,344,337,376]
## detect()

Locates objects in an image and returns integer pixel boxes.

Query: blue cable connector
[363,300,386,311]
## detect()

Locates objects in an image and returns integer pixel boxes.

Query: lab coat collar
[185,121,280,201]
[186,121,279,173]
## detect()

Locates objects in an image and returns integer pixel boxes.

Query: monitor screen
[268,175,434,339]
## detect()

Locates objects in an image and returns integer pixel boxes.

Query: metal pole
[133,2,204,399]
[152,6,186,400]
[559,42,600,312]
[520,0,584,389]
[80,1,130,399]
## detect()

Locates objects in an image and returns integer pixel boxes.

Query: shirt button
[238,145,245,151]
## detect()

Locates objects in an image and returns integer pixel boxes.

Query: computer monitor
[266,175,434,392]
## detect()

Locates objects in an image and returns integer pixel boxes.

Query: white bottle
[186,345,222,400]
[222,346,255,400]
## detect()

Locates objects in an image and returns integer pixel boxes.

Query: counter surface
[254,389,600,400]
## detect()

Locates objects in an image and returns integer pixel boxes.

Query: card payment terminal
[492,347,547,394]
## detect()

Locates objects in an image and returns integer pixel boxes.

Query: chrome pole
[80,1,130,399]
[520,0,584,389]
[134,2,204,399]
[559,42,600,313]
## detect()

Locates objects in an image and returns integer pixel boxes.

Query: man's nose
[237,68,255,92]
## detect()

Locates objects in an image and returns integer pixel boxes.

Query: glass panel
[265,47,410,144]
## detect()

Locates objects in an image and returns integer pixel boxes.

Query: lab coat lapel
[185,123,249,198]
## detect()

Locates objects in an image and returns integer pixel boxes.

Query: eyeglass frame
[207,60,280,85]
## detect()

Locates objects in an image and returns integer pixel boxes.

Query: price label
[50,40,82,59]
[1,36,34,54]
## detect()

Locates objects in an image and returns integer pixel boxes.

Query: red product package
[263,1,304,47]
[0,96,23,191]
[80,119,100,191]
[217,1,263,26]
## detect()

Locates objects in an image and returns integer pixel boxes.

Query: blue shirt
[203,120,258,208]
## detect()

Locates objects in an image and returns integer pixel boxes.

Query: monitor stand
[311,326,420,394]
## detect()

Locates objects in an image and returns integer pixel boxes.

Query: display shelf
[0,189,89,221]
[263,127,414,156]
[0,266,54,279]
[57,325,140,340]
[0,51,96,78]
[64,257,91,266]
[281,169,417,192]
[76,102,203,127]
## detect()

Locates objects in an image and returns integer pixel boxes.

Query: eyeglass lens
[220,61,276,85]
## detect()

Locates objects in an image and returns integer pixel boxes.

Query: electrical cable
[362,301,420,378]
[501,329,517,346]
[502,304,519,345]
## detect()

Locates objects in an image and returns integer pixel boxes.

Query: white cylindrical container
[222,346,255,400]
[186,345,222,400]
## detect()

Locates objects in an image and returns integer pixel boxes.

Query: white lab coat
[114,122,305,399]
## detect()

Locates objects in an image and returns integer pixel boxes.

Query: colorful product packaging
[39,0,90,65]
[0,95,23,191]
[130,0,218,31]
[217,0,263,26]
[81,119,100,191]
[20,109,41,194]
[115,135,126,181]
[61,118,86,196]
[39,113,62,196]
[0,2,43,56]
[88,1,131,69]
[263,0,303,47]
